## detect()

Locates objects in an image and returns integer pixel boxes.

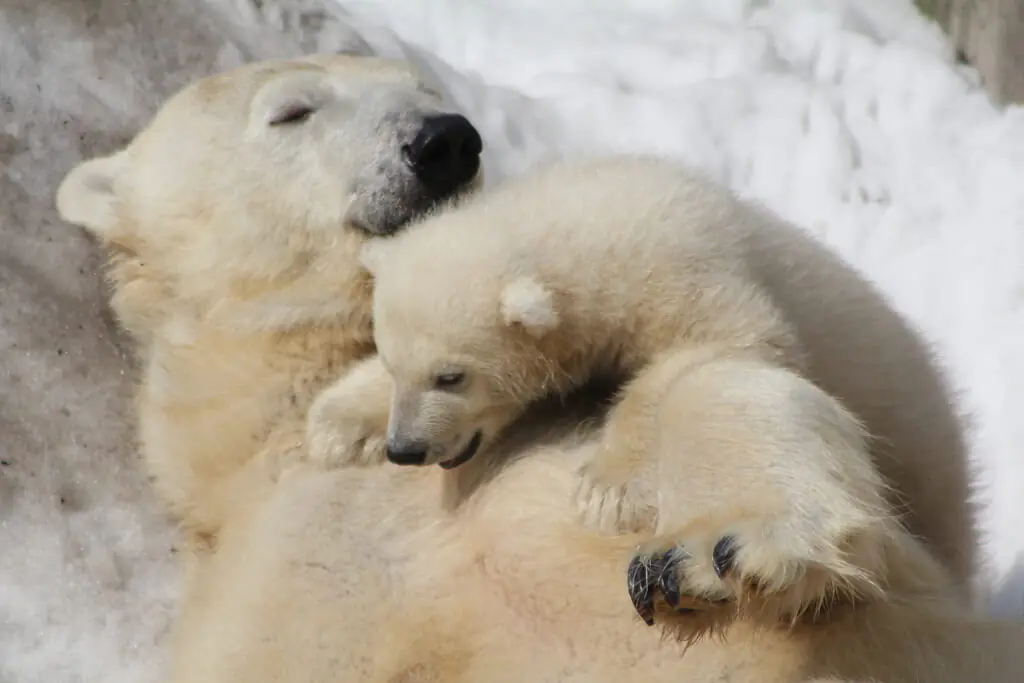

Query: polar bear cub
[310,156,976,619]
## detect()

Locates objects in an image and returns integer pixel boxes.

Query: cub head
[55,54,483,344]
[362,234,564,469]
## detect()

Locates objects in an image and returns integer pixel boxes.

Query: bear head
[361,224,566,470]
[55,54,483,343]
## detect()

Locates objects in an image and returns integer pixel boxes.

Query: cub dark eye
[434,371,466,390]
[269,104,316,126]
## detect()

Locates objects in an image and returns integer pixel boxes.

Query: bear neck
[199,230,375,334]
[137,305,376,537]
[539,311,654,397]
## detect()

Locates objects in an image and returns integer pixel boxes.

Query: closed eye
[434,371,466,390]
[269,104,316,126]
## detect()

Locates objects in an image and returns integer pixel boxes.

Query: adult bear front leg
[582,355,908,634]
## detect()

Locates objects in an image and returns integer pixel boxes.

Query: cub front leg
[305,355,393,468]
[618,359,898,634]
[574,346,771,533]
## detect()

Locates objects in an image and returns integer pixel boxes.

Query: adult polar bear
[55,53,484,551]
[54,55,1010,682]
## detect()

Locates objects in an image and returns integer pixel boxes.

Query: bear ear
[499,275,559,338]
[55,151,129,240]
[359,240,392,277]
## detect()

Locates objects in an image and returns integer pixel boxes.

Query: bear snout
[402,114,482,200]
[385,437,430,466]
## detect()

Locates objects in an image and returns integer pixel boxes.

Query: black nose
[403,114,482,196]
[386,439,429,466]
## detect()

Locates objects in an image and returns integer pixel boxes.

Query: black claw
[658,549,686,607]
[712,536,738,578]
[627,555,660,626]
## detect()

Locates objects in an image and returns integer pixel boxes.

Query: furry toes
[626,524,879,634]
[306,422,387,469]
[303,357,393,469]
[573,462,656,534]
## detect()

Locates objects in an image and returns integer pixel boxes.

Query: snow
[0,0,1021,681]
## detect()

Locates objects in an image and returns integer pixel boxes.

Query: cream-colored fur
[58,57,1023,682]
[54,54,481,546]
[320,156,976,610]
[183,398,1023,683]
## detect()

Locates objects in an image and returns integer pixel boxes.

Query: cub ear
[55,150,129,240]
[359,240,392,277]
[499,275,559,338]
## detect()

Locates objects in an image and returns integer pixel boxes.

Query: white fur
[499,276,559,337]
[53,53,482,540]
[305,156,1021,680]
[55,151,129,236]
[358,155,976,600]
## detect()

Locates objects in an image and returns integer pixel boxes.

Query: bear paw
[303,357,393,469]
[305,414,388,469]
[626,525,875,634]
[626,538,739,627]
[572,457,657,534]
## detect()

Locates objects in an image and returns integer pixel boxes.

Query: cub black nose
[386,439,430,467]
[403,114,482,196]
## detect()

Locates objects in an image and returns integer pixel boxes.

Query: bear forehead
[150,55,423,130]
[376,265,505,329]
[378,249,506,305]
[119,54,431,187]
[377,318,507,375]
[392,217,520,269]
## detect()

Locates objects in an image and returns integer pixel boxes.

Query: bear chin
[438,430,484,470]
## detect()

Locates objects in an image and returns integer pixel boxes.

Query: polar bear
[54,54,483,545]
[57,57,1022,681]
[312,155,977,614]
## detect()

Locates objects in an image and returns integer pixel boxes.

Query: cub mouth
[438,431,483,470]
